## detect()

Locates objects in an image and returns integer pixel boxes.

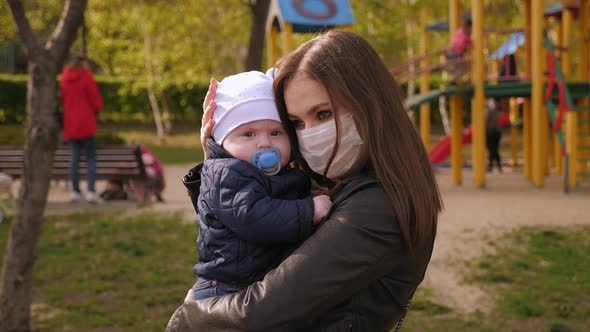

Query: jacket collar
[206,138,232,159]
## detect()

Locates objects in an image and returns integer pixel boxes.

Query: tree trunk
[244,0,271,71]
[0,1,87,331]
[160,92,173,134]
[138,5,165,141]
[0,60,60,332]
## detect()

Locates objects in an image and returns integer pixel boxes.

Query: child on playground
[447,17,472,83]
[182,70,332,300]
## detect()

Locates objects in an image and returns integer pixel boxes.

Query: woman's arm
[167,182,404,331]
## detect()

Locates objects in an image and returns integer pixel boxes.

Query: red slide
[429,126,473,164]
[428,113,509,164]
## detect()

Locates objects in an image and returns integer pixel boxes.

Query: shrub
[0,125,125,145]
[0,74,209,124]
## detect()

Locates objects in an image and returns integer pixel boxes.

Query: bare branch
[47,0,88,66]
[6,0,42,59]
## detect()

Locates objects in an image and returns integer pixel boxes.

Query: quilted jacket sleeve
[211,165,314,245]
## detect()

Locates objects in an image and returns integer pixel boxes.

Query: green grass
[467,226,590,331]
[402,226,590,331]
[2,215,589,331]
[146,145,203,165]
[0,212,197,331]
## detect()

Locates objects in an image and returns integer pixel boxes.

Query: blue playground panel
[277,0,355,33]
[490,32,525,60]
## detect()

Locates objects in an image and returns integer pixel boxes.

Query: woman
[60,54,104,203]
[168,30,442,331]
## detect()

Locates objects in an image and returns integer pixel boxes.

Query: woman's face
[283,73,367,179]
[284,74,339,130]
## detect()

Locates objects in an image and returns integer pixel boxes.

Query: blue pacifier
[251,148,281,176]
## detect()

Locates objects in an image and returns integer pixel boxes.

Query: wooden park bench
[0,144,148,197]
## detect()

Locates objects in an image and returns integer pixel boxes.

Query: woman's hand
[201,78,218,159]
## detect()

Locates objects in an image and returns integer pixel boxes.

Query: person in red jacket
[60,54,104,203]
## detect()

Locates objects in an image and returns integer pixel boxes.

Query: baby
[183,70,332,300]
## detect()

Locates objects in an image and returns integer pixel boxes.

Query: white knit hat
[212,69,280,145]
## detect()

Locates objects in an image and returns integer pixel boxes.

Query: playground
[1,0,590,331]
[393,0,590,193]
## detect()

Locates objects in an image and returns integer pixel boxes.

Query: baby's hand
[312,195,332,225]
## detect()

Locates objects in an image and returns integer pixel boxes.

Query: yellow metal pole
[548,124,555,167]
[553,18,564,175]
[542,17,550,176]
[558,1,574,176]
[561,0,578,182]
[523,0,533,181]
[561,2,573,78]
[266,25,278,69]
[524,100,532,179]
[282,23,293,55]
[420,10,431,151]
[580,0,589,82]
[449,0,462,184]
[491,60,499,84]
[578,0,589,175]
[451,95,463,185]
[531,0,545,187]
[510,98,519,167]
[450,0,460,33]
[554,131,562,173]
[472,0,485,187]
[555,18,562,62]
[566,112,578,188]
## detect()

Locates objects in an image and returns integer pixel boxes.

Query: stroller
[0,172,15,223]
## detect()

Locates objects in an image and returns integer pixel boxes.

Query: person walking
[486,98,503,172]
[60,54,104,203]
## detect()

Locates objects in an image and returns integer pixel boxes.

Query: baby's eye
[270,130,282,136]
[243,131,254,137]
[291,119,305,130]
[317,110,332,121]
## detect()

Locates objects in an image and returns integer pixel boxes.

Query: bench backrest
[0,145,146,180]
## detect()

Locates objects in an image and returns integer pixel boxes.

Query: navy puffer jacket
[183,139,314,285]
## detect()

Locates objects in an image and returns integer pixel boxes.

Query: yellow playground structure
[397,0,589,192]
[263,1,589,192]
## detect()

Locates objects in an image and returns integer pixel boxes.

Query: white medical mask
[296,114,363,179]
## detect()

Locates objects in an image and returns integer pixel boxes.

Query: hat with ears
[212,69,280,145]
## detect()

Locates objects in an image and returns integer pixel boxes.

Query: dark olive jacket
[168,174,435,332]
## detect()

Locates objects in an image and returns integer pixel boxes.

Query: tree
[0,1,87,331]
[244,0,270,71]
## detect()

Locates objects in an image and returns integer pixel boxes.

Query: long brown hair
[274,30,442,250]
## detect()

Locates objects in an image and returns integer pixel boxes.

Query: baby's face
[222,120,291,169]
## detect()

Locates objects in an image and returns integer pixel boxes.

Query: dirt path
[41,164,590,314]
[428,168,590,314]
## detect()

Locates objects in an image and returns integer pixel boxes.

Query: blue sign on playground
[277,0,355,30]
